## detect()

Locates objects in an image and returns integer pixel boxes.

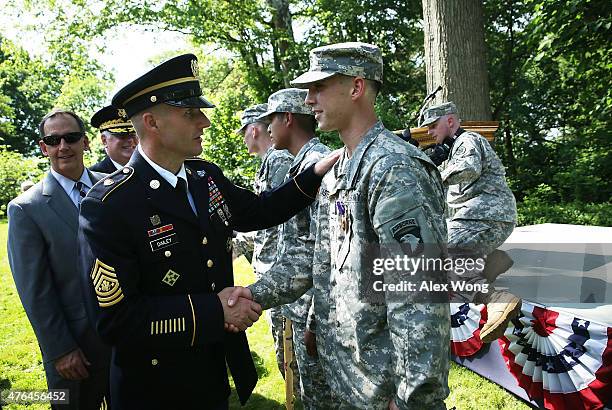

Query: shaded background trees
[0,0,610,224]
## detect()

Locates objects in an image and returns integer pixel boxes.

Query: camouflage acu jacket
[251,122,450,409]
[271,138,330,323]
[442,131,517,223]
[251,147,293,277]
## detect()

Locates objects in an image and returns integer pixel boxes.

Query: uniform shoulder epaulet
[88,166,134,202]
[185,157,222,176]
[185,157,211,165]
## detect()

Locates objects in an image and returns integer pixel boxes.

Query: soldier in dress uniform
[90,105,138,173]
[256,88,334,409]
[422,101,521,343]
[78,54,338,410]
[235,103,293,377]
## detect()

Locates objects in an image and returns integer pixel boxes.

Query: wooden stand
[284,318,295,410]
[394,121,499,146]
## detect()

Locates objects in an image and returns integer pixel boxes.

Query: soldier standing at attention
[422,101,521,343]
[257,88,334,409]
[235,102,293,377]
[90,105,138,173]
[230,42,451,409]
[78,54,338,410]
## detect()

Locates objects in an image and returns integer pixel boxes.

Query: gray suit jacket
[7,170,108,367]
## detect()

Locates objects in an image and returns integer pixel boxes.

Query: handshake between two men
[218,286,259,332]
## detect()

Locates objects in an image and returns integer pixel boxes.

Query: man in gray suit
[7,109,110,409]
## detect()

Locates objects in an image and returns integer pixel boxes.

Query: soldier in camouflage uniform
[235,42,450,409]
[422,101,521,343]
[235,103,293,375]
[257,88,334,409]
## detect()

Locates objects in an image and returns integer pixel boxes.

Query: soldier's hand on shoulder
[313,149,342,176]
[218,286,262,331]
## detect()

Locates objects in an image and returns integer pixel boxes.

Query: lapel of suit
[42,172,78,233]
[130,150,199,227]
[88,169,103,185]
[185,164,210,232]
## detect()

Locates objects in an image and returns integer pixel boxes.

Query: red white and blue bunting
[499,302,612,410]
[450,302,487,357]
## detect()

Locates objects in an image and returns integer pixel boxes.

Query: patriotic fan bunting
[450,302,487,357]
[499,302,612,410]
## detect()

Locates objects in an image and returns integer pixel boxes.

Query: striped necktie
[75,181,88,208]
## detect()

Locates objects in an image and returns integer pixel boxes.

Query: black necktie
[176,178,196,215]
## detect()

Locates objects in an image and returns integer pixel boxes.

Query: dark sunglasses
[42,132,84,146]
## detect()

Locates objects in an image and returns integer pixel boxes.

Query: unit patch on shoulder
[390,218,423,254]
[90,259,124,307]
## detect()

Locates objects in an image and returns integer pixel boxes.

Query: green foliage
[485,0,611,225]
[517,184,612,227]
[198,55,259,187]
[0,37,59,154]
[0,146,45,217]
[0,31,112,155]
[2,0,610,226]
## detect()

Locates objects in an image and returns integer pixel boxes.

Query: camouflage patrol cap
[290,42,383,87]
[236,103,268,134]
[420,102,458,127]
[257,88,313,120]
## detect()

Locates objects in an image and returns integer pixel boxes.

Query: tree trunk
[267,0,297,87]
[422,0,491,121]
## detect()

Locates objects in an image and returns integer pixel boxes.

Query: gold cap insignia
[191,59,199,80]
[90,259,124,307]
[117,108,127,119]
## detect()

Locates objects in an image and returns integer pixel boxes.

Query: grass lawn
[0,220,530,409]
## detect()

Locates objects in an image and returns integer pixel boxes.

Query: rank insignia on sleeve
[162,269,181,287]
[90,259,124,307]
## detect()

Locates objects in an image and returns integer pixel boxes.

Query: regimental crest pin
[150,215,161,226]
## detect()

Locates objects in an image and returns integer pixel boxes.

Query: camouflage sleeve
[268,153,292,189]
[370,164,450,409]
[247,201,316,310]
[249,153,293,272]
[232,231,254,263]
[440,137,482,186]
